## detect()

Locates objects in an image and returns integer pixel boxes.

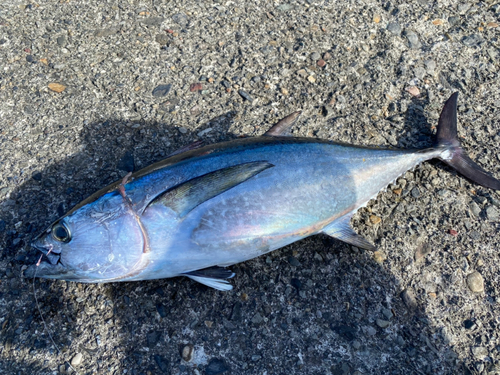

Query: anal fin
[322,215,376,251]
[183,266,235,291]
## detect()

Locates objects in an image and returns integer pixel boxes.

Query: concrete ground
[1,0,500,374]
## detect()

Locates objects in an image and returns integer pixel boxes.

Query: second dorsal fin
[146,161,273,217]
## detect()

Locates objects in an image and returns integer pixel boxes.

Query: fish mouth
[23,240,68,279]
[31,240,61,265]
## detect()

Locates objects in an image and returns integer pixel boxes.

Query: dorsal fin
[146,161,273,217]
[264,111,301,136]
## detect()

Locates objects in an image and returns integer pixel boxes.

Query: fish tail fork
[435,93,500,190]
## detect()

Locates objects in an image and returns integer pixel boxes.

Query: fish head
[25,191,146,282]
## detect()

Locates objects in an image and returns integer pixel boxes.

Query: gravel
[1,0,500,374]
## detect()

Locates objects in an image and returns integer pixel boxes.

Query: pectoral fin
[183,266,235,291]
[322,215,376,251]
[147,161,273,217]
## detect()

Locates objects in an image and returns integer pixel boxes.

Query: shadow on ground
[0,106,477,374]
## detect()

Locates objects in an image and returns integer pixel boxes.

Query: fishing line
[33,257,79,374]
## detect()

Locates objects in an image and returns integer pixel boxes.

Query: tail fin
[436,93,500,190]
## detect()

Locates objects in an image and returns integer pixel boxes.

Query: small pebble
[365,326,377,336]
[205,358,229,375]
[307,75,316,83]
[406,86,420,97]
[382,308,393,320]
[466,271,484,293]
[401,288,418,310]
[182,344,194,362]
[71,353,83,367]
[276,3,294,11]
[251,313,263,324]
[48,83,66,93]
[317,59,326,67]
[369,215,381,224]
[463,34,483,47]
[179,127,188,134]
[424,59,436,74]
[190,83,202,92]
[387,22,401,36]
[448,16,461,26]
[414,66,426,80]
[238,90,253,101]
[154,355,169,372]
[172,12,188,27]
[311,52,321,60]
[415,242,431,261]
[472,346,488,360]
[155,34,169,45]
[296,69,307,77]
[290,278,301,290]
[469,201,481,217]
[288,256,301,267]
[376,319,390,328]
[463,319,475,329]
[197,128,212,137]
[152,84,172,97]
[57,35,67,47]
[323,52,331,60]
[486,205,499,221]
[156,303,167,318]
[372,251,386,264]
[405,30,421,49]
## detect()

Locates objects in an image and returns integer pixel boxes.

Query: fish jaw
[24,261,78,280]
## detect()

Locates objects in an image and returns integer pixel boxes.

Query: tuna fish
[25,93,500,290]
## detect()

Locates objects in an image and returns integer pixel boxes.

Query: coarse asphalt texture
[1,0,500,374]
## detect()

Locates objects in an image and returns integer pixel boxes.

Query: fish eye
[52,222,71,243]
